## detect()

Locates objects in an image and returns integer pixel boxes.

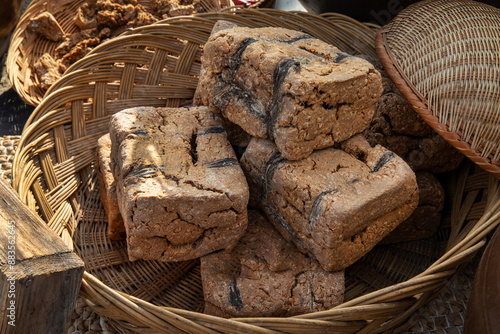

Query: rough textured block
[96,134,125,241]
[241,135,419,271]
[382,171,445,244]
[109,106,249,262]
[360,54,463,174]
[196,26,383,160]
[201,210,344,317]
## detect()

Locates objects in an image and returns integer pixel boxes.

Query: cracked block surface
[382,171,445,244]
[201,210,344,317]
[109,106,249,262]
[97,134,125,241]
[360,54,463,174]
[241,135,419,271]
[196,26,383,160]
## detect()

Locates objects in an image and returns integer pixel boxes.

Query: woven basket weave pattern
[11,9,500,334]
[377,0,500,178]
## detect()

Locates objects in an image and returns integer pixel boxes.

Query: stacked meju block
[99,106,249,261]
[358,54,462,244]
[97,22,421,317]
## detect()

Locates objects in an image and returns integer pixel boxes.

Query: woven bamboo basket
[376,0,500,179]
[12,9,500,334]
[5,0,235,107]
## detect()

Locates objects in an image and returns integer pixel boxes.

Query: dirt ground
[0,54,34,136]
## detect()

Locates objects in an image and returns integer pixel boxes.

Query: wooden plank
[0,178,84,333]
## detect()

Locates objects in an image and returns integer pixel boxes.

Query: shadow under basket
[12,8,500,334]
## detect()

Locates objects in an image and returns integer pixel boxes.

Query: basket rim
[16,109,500,331]
[11,11,500,333]
[374,0,500,180]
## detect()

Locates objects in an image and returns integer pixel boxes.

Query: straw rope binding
[11,9,500,333]
[376,0,500,179]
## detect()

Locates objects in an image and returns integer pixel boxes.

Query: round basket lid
[376,0,500,178]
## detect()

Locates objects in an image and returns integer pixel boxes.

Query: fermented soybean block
[241,135,419,271]
[201,210,344,317]
[109,106,249,262]
[197,27,383,160]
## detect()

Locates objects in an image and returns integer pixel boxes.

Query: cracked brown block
[196,26,383,160]
[382,171,445,244]
[241,135,419,271]
[360,54,463,174]
[97,134,125,241]
[109,106,249,262]
[201,210,344,317]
